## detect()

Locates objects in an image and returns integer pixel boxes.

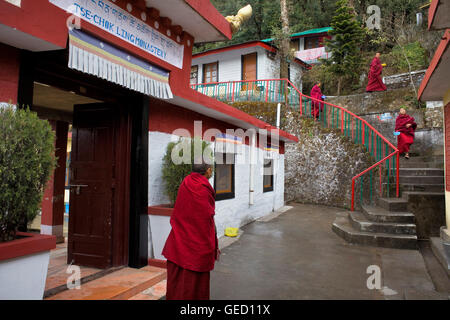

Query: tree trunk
[337,77,342,96]
[280,0,290,80]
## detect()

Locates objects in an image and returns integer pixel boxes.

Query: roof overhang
[0,22,62,51]
[418,29,450,101]
[428,0,450,30]
[192,41,276,58]
[168,90,298,143]
[145,0,232,43]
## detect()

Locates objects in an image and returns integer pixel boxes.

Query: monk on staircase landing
[366,52,387,92]
[395,107,417,159]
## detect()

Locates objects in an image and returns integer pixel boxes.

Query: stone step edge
[350,211,416,228]
[361,205,414,217]
[333,216,417,240]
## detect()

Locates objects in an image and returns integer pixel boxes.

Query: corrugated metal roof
[261,27,332,43]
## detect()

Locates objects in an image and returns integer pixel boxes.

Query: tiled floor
[45,240,105,295]
[44,240,167,300]
[46,266,166,300]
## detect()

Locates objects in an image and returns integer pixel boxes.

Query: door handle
[69,184,88,195]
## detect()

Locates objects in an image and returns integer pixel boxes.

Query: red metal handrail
[192,78,400,210]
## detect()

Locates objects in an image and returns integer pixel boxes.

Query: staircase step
[332,214,418,250]
[362,205,415,223]
[350,211,416,235]
[400,183,444,192]
[399,168,444,177]
[399,176,444,184]
[402,191,446,198]
[378,197,408,212]
[400,162,439,168]
[46,266,166,300]
[400,155,444,162]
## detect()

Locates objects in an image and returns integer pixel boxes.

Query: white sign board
[49,0,184,68]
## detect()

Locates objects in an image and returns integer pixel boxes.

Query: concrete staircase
[333,155,445,250]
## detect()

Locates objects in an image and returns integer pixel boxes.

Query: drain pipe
[276,103,281,129]
[249,130,256,205]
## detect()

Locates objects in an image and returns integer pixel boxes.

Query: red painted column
[0,43,20,105]
[41,120,69,243]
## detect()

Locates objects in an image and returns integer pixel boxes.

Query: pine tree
[325,0,365,95]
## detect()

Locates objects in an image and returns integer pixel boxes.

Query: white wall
[0,251,50,300]
[192,46,278,84]
[192,46,307,93]
[290,63,303,90]
[147,131,285,260]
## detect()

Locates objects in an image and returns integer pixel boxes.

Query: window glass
[203,62,218,83]
[214,152,235,200]
[263,159,274,192]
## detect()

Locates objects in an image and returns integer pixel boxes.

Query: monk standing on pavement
[162,162,219,300]
[366,52,387,92]
[395,107,417,159]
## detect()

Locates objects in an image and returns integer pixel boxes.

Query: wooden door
[242,52,257,91]
[68,103,116,269]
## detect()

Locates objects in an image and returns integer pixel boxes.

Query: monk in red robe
[395,108,417,159]
[162,162,219,300]
[366,53,387,92]
[310,82,324,119]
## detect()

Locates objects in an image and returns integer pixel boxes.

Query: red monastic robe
[395,114,417,154]
[162,172,218,300]
[310,85,324,118]
[366,57,387,92]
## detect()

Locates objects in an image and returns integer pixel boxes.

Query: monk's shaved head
[193,162,212,175]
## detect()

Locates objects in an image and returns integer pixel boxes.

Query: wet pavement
[211,204,450,300]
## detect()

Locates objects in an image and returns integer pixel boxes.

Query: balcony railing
[191,78,399,211]
[191,79,301,109]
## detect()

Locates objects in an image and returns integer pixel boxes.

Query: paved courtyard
[211,204,450,300]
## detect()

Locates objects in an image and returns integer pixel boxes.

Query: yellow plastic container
[225,227,239,237]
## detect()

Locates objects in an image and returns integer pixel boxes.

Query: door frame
[18,49,149,268]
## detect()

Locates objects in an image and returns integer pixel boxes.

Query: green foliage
[0,106,56,242]
[161,137,213,206]
[391,41,427,72]
[325,0,365,95]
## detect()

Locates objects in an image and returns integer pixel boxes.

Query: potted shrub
[149,137,213,214]
[0,105,57,300]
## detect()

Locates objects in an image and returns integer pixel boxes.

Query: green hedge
[162,138,212,206]
[0,106,56,242]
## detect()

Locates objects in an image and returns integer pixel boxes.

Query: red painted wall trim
[428,0,440,30]
[148,97,295,148]
[0,232,56,262]
[148,258,167,269]
[0,0,68,49]
[184,0,232,40]
[148,205,174,217]
[0,43,20,104]
[418,29,450,100]
[445,102,450,192]
[169,89,298,143]
[192,41,277,59]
